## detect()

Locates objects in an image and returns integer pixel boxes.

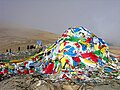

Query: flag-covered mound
[0,26,120,82]
[41,26,120,82]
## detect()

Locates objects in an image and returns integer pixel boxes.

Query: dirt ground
[0,75,120,90]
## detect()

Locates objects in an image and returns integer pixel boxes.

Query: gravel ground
[0,75,120,90]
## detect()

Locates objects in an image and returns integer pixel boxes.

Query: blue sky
[0,0,120,46]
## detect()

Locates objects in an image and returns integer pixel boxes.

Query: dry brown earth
[0,27,59,52]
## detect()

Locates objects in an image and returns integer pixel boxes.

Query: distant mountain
[0,26,59,52]
[109,46,120,54]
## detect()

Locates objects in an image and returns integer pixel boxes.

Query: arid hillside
[109,46,120,55]
[0,27,59,52]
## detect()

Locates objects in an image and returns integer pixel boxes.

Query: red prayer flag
[72,57,81,62]
[45,63,54,74]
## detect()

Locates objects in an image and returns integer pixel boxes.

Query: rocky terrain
[0,75,120,90]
